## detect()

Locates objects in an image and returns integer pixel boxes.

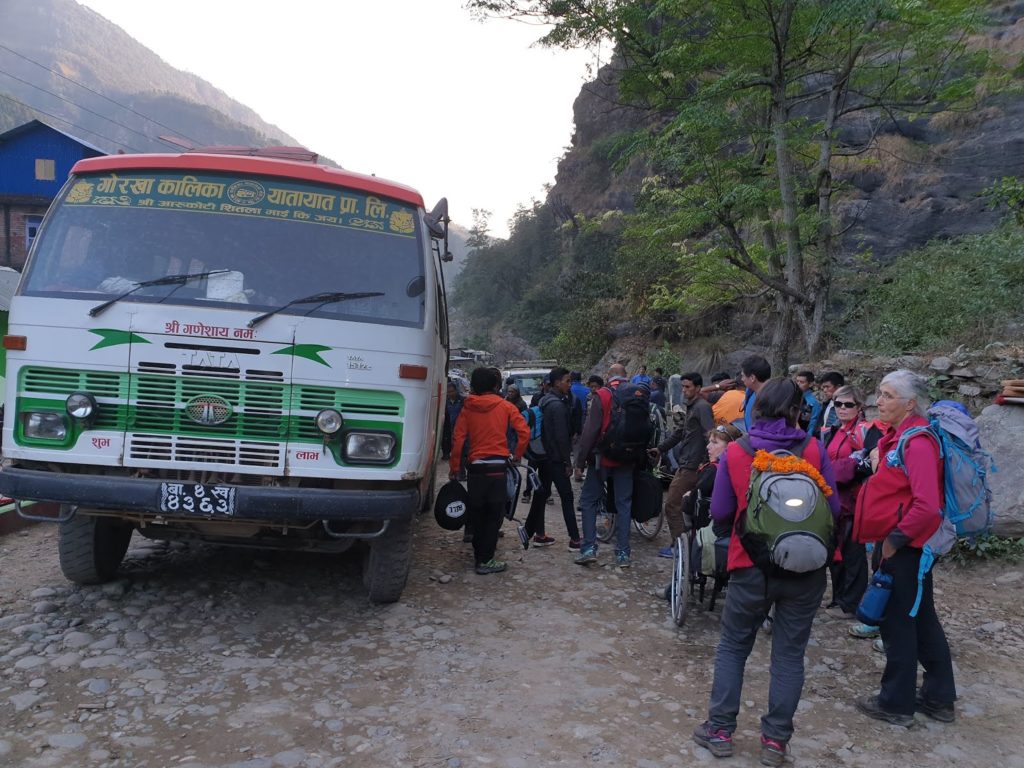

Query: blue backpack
[521,406,546,460]
[890,402,996,615]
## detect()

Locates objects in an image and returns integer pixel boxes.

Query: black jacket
[657,395,714,470]
[539,391,573,465]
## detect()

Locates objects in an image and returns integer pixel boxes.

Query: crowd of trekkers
[444,355,961,766]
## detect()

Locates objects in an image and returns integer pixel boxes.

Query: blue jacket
[570,382,591,417]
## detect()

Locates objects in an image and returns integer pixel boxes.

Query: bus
[0,147,452,603]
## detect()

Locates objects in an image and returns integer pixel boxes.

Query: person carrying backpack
[523,367,580,548]
[573,363,649,567]
[693,379,840,767]
[852,370,957,726]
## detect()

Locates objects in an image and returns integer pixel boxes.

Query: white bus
[0,147,452,603]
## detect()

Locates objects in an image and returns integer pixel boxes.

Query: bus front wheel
[363,518,413,603]
[58,510,134,585]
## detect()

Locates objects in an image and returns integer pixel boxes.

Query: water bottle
[856,570,893,625]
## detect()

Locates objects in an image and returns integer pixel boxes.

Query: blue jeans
[579,462,634,555]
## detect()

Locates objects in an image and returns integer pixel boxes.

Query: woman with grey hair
[852,370,956,726]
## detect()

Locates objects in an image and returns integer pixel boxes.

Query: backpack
[736,436,835,574]
[889,402,996,616]
[598,384,654,462]
[521,405,546,460]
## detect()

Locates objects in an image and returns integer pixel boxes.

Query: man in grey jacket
[648,371,715,557]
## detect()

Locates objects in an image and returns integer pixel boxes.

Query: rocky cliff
[548,5,1024,264]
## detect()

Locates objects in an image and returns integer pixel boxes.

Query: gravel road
[1,489,1022,768]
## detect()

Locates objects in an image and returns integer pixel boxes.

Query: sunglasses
[834,401,859,409]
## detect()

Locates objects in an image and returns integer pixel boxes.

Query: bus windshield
[21,171,426,328]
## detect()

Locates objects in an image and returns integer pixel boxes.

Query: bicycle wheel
[634,509,664,540]
[595,489,616,543]
[670,534,690,627]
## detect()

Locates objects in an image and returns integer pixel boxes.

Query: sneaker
[915,692,955,723]
[574,546,597,565]
[532,534,556,547]
[759,735,788,767]
[474,559,507,575]
[615,552,631,568]
[762,615,774,635]
[567,538,582,551]
[521,492,532,503]
[849,622,880,639]
[692,722,733,758]
[854,695,914,727]
[872,636,885,653]
[546,497,555,505]
[657,545,675,559]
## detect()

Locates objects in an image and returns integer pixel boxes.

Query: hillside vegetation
[454,0,1024,369]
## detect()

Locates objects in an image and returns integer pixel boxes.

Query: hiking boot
[657,545,675,559]
[567,538,582,551]
[574,546,597,565]
[849,622,880,639]
[759,735,788,767]
[474,559,507,575]
[854,695,914,727]
[615,551,631,568]
[692,722,733,757]
[915,693,956,723]
[532,534,556,547]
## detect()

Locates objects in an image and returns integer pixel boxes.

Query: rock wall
[977,404,1024,537]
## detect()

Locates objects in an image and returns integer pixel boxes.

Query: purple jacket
[710,418,841,528]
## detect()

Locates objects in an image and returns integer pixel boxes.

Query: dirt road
[1,494,1022,767]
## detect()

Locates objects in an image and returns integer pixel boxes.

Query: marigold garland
[752,450,834,497]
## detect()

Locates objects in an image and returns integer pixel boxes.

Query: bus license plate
[158,482,236,516]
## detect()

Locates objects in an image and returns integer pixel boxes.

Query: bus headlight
[315,409,344,436]
[22,412,68,440]
[66,391,98,421]
[343,431,396,464]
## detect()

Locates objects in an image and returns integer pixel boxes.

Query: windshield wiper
[247,290,385,329]
[88,270,231,318]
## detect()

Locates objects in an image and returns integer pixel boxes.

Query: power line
[0,92,145,153]
[0,43,202,146]
[0,67,180,151]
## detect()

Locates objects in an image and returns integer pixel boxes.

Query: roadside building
[0,119,105,268]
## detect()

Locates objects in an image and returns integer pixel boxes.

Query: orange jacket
[450,393,530,474]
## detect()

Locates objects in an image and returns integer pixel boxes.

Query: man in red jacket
[450,366,530,575]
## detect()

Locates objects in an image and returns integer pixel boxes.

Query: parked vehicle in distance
[502,359,558,400]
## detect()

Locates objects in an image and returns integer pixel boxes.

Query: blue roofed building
[0,119,106,268]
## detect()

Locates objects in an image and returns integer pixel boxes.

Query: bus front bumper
[0,467,419,523]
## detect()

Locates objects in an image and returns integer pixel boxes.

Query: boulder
[977,404,1024,538]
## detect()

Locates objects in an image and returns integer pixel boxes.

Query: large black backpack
[598,384,654,462]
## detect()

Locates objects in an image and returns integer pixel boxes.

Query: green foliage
[645,344,681,377]
[542,302,617,370]
[468,0,995,363]
[858,226,1024,352]
[948,535,1024,565]
[985,176,1024,226]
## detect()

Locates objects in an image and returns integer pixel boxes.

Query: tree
[468,0,989,367]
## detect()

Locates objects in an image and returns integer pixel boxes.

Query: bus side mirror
[425,198,453,262]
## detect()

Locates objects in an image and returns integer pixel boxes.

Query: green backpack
[736,436,835,574]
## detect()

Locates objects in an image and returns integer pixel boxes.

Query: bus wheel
[58,510,134,585]
[363,518,413,603]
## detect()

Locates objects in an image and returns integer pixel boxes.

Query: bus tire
[363,517,413,603]
[58,510,133,585]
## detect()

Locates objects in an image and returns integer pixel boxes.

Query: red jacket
[450,394,530,474]
[724,438,827,572]
[853,415,943,547]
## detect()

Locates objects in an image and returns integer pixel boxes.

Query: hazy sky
[77,0,597,238]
